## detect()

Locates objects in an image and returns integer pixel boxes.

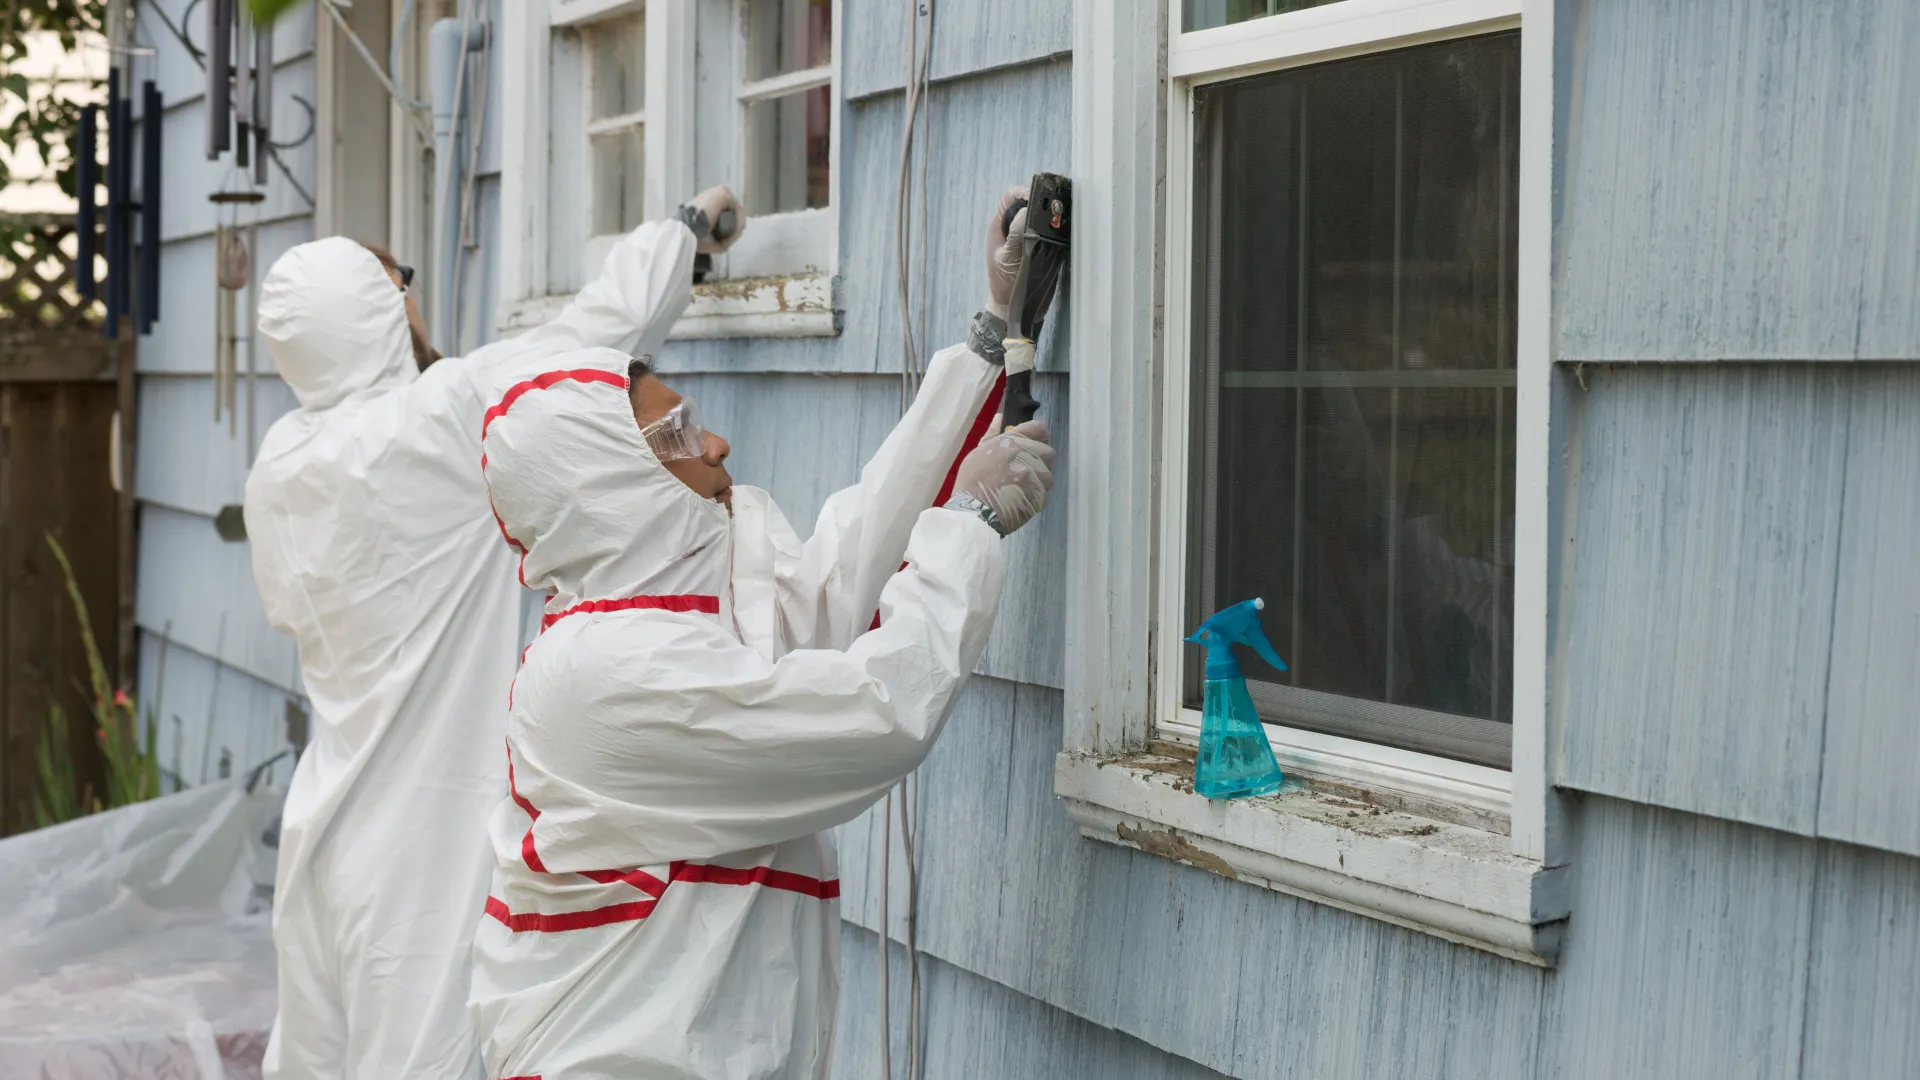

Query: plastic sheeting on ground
[0,780,283,1079]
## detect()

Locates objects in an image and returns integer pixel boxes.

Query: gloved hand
[681,186,748,255]
[945,419,1054,536]
[986,185,1029,321]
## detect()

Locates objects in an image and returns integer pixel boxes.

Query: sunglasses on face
[395,264,415,291]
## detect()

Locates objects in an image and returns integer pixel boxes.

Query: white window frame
[1058,0,1568,965]
[495,0,839,342]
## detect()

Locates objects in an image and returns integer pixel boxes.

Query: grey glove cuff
[673,204,711,242]
[944,491,1005,536]
[968,310,1008,366]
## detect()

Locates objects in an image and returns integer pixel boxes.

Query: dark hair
[628,355,653,384]
[359,242,401,276]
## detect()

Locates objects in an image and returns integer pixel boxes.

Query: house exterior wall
[128,0,1920,1076]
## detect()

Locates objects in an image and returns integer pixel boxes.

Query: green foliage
[32,532,161,829]
[245,0,307,28]
[0,2,108,250]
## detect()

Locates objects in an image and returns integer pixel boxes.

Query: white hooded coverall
[467,336,1008,1076]
[245,221,699,1080]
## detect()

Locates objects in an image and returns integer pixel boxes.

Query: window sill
[1053,748,1569,966]
[497,273,839,343]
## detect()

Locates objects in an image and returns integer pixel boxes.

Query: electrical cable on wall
[883,4,937,1077]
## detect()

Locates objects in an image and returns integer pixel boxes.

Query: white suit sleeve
[466,219,697,385]
[515,507,1003,869]
[776,341,1000,652]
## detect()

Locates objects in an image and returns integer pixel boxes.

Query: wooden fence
[0,213,135,835]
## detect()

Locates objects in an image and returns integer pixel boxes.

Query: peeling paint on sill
[1117,822,1239,880]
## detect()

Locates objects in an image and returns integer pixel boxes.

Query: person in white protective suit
[243,186,748,1080]
[467,189,1054,1080]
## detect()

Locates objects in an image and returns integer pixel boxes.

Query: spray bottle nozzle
[1186,597,1288,681]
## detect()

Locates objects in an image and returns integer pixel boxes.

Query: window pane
[745,0,832,81]
[1188,32,1519,766]
[1184,0,1344,33]
[591,127,645,234]
[745,85,830,213]
[589,13,645,119]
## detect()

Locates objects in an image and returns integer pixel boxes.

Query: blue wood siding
[1799,841,1920,1080]
[131,1,315,788]
[1817,369,1920,857]
[840,0,1072,100]
[1557,0,1920,361]
[1556,365,1848,835]
[833,928,1230,1080]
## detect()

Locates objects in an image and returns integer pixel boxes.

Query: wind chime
[204,0,274,469]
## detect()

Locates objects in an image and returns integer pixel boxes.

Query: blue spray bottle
[1187,598,1287,799]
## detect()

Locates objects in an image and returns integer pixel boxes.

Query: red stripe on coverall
[483,861,840,935]
[540,593,721,631]
[479,367,632,581]
[870,370,1007,631]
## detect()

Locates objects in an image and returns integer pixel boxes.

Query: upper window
[586,12,647,236]
[1170,8,1520,769]
[740,0,832,214]
[543,0,837,293]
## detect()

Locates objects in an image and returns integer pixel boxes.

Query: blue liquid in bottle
[1195,675,1282,799]
[1188,597,1286,800]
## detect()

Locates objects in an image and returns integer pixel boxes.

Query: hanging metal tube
[205,0,231,158]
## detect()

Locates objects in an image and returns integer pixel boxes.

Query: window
[1182,30,1520,768]
[586,13,647,236]
[509,0,839,333]
[1057,0,1564,966]
[740,0,832,214]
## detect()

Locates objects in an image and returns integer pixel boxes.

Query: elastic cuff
[968,310,1009,367]
[673,204,710,242]
[945,491,1005,536]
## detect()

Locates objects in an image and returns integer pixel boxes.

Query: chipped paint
[1117,821,1239,881]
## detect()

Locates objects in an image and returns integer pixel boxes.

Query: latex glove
[946,419,1054,536]
[683,186,747,255]
[986,185,1029,321]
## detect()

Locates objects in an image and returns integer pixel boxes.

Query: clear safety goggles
[639,397,708,462]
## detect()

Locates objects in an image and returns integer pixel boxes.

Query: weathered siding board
[137,630,299,793]
[833,60,1073,378]
[840,0,1073,100]
[1556,366,1847,836]
[135,504,299,693]
[833,927,1231,1080]
[839,676,1548,1080]
[1816,368,1920,857]
[1558,0,1920,361]
[664,371,1066,688]
[1799,841,1920,1080]
[138,219,315,375]
[136,374,299,516]
[1538,796,1817,1080]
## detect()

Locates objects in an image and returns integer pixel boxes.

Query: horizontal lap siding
[833,926,1230,1080]
[1558,0,1920,361]
[1556,365,1847,834]
[132,3,316,780]
[840,0,1072,100]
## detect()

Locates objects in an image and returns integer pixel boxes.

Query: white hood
[480,349,732,611]
[258,236,417,410]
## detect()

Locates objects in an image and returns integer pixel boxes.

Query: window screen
[1186,31,1519,768]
